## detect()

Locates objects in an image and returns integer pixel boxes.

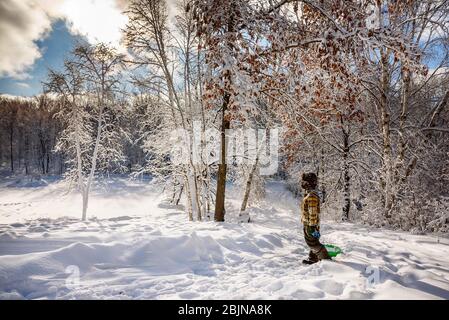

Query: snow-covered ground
[0,176,448,300]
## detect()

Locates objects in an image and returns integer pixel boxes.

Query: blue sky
[0,0,127,97]
[0,20,81,97]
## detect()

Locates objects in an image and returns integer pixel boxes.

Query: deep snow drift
[0,176,448,299]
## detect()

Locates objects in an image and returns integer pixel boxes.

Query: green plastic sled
[324,244,343,257]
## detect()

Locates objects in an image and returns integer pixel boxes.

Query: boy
[300,172,331,264]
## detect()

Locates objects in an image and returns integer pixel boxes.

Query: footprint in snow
[266,280,283,292]
[178,291,200,299]
[314,279,345,296]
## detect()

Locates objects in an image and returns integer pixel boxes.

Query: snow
[0,176,448,299]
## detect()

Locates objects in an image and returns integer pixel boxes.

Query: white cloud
[0,0,128,79]
[55,0,128,47]
[16,82,31,88]
[0,0,53,79]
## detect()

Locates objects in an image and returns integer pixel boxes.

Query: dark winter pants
[303,226,331,261]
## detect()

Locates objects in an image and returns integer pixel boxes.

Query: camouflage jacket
[301,190,320,226]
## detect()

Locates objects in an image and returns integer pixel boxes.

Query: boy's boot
[302,250,319,265]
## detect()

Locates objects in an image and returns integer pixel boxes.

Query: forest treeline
[0,0,448,232]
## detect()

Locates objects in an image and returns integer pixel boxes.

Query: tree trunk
[83,98,105,221]
[379,51,393,219]
[214,93,230,222]
[342,129,350,221]
[9,124,14,172]
[76,145,87,221]
[82,190,88,221]
[46,152,50,174]
[24,135,29,175]
[184,172,194,221]
[239,156,259,223]
[398,68,410,167]
[240,160,258,213]
[171,180,178,204]
[175,184,184,206]
[193,169,202,221]
[319,148,326,203]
